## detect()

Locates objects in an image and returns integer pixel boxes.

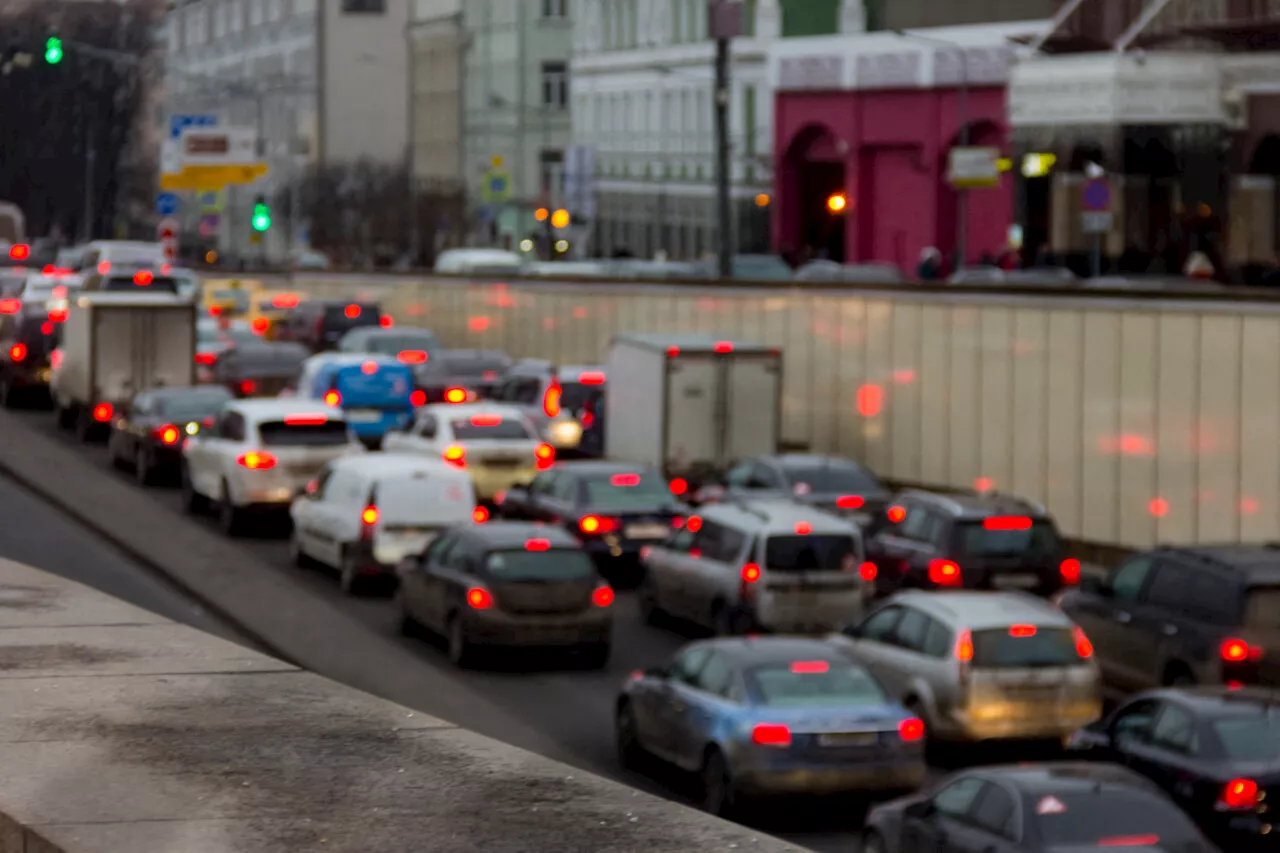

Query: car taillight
[398,349,428,365]
[97,261,110,275]
[237,451,277,470]
[323,390,341,406]
[1097,836,1160,847]
[195,352,216,366]
[1060,558,1082,584]
[1221,638,1263,662]
[535,443,555,470]
[592,585,614,607]
[472,506,489,523]
[669,477,688,496]
[251,317,270,335]
[859,561,878,581]
[751,724,791,747]
[543,382,562,417]
[0,298,17,315]
[50,349,62,370]
[48,309,68,323]
[898,718,925,741]
[741,563,761,582]
[410,390,427,407]
[954,629,974,662]
[92,402,113,422]
[379,315,394,328]
[1217,778,1259,811]
[579,515,616,534]
[928,559,962,586]
[444,387,467,404]
[9,343,26,362]
[240,379,257,395]
[442,444,466,467]
[466,587,492,609]
[886,505,906,523]
[360,505,378,539]
[671,516,686,528]
[1073,625,1094,658]
[836,495,864,509]
[152,424,181,445]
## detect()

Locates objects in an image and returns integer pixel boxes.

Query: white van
[434,248,527,276]
[288,453,480,594]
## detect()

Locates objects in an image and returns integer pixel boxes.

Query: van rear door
[257,418,357,489]
[372,470,476,565]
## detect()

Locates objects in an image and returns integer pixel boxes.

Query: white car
[20,271,79,321]
[181,398,363,535]
[289,454,481,594]
[382,402,553,503]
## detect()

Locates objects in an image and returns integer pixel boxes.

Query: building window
[540,150,565,196]
[543,0,568,19]
[341,0,385,12]
[541,61,569,108]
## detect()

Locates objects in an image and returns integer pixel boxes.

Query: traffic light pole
[82,112,95,242]
[713,34,732,280]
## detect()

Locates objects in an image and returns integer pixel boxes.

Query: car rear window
[971,627,1084,668]
[450,418,531,440]
[951,519,1061,558]
[746,663,887,708]
[1033,791,1206,847]
[764,534,858,573]
[1244,587,1280,630]
[484,549,595,581]
[104,276,178,293]
[258,420,349,446]
[559,381,604,413]
[581,473,672,509]
[323,303,381,327]
[156,390,233,421]
[784,464,882,494]
[440,352,511,378]
[365,333,440,358]
[1213,716,1280,760]
[211,290,251,312]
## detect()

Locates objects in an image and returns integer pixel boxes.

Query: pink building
[768,22,1048,271]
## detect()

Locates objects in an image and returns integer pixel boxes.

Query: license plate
[818,732,878,747]
[625,524,669,540]
[483,458,521,469]
[994,574,1039,589]
[36,368,51,382]
[346,409,381,423]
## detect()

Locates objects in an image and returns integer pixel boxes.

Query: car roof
[896,488,1049,519]
[692,636,856,667]
[762,453,868,470]
[459,521,579,550]
[147,385,232,400]
[306,352,402,368]
[228,399,343,422]
[1148,544,1280,586]
[422,402,525,418]
[328,453,466,479]
[1136,684,1280,713]
[974,761,1152,794]
[553,460,659,478]
[699,498,857,535]
[890,590,1072,630]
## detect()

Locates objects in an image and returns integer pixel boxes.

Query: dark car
[863,489,1075,598]
[1060,546,1280,693]
[863,762,1220,853]
[0,308,59,407]
[415,349,513,403]
[278,300,384,352]
[394,521,614,668]
[92,272,180,294]
[107,385,234,485]
[497,461,687,583]
[697,453,890,520]
[212,342,310,398]
[1068,686,1279,852]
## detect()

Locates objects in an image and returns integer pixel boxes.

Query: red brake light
[578,371,606,385]
[251,317,270,335]
[444,387,467,404]
[8,343,26,362]
[344,304,361,318]
[51,285,67,299]
[240,379,257,395]
[751,724,791,747]
[1218,778,1259,810]
[898,718,925,742]
[195,352,216,366]
[686,516,703,532]
[984,515,1032,531]
[472,506,489,523]
[713,340,733,353]
[97,261,111,275]
[271,293,299,309]
[470,414,502,426]
[542,382,562,417]
[397,349,428,365]
[836,495,865,509]
[40,321,53,335]
[361,506,379,525]
[794,521,812,535]
[208,305,223,317]
[47,309,67,323]
[442,445,466,467]
[928,559,962,586]
[323,390,342,406]
[237,451,277,470]
[1060,558,1082,584]
[160,264,172,274]
[92,402,113,422]
[610,473,641,486]
[955,629,974,662]
[1073,625,1094,658]
[859,561,878,581]
[50,349,62,369]
[133,270,153,286]
[524,539,551,551]
[666,345,680,356]
[592,585,615,607]
[42,264,53,274]
[379,315,394,328]
[284,414,329,426]
[535,443,555,469]
[361,360,378,375]
[579,515,616,534]
[790,661,829,674]
[8,244,28,261]
[153,424,181,445]
[1221,638,1261,662]
[466,587,493,609]
[1098,837,1160,847]
[741,563,761,582]
[410,390,427,407]
[0,298,20,314]
[887,505,906,523]
[669,478,688,495]
[1009,624,1037,638]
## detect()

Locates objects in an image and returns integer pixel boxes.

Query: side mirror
[904,800,935,820]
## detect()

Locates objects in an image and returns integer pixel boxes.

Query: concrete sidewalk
[0,557,799,853]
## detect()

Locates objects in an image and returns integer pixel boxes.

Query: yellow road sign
[160,163,269,191]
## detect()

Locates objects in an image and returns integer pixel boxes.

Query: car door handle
[1162,623,1178,636]
[1115,611,1132,624]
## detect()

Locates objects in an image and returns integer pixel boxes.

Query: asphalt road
[3,405,1076,853]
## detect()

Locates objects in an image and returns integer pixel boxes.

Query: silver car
[827,591,1102,744]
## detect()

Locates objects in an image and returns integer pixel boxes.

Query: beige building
[409,0,463,190]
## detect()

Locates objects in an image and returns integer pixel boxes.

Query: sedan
[108,385,233,485]
[698,453,890,523]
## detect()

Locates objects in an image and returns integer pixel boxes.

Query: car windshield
[258,420,349,446]
[1214,715,1280,759]
[450,418,530,440]
[1244,588,1280,630]
[363,332,440,357]
[484,549,595,581]
[784,463,882,494]
[951,519,1061,558]
[1033,791,1206,847]
[104,276,178,293]
[747,663,888,708]
[764,534,858,573]
[211,290,251,312]
[155,390,232,421]
[107,249,164,268]
[971,627,1084,668]
[581,473,672,509]
[560,381,604,414]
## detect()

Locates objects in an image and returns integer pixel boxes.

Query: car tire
[446,613,475,668]
[74,409,98,444]
[55,402,74,431]
[287,531,311,567]
[396,592,421,638]
[217,480,246,537]
[180,464,208,514]
[861,829,887,853]
[615,702,644,770]
[701,748,736,818]
[135,447,156,487]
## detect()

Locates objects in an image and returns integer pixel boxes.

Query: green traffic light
[44,37,63,65]
[251,203,271,232]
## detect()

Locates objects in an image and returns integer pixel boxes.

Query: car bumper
[469,467,538,501]
[461,611,611,648]
[945,701,1102,742]
[735,759,927,797]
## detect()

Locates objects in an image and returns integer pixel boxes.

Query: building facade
[460,0,573,249]
[409,0,463,189]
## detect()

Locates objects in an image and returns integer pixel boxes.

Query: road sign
[155,192,179,217]
[1082,178,1111,212]
[169,114,217,141]
[198,190,223,213]
[157,217,178,240]
[179,126,257,167]
[1082,211,1114,234]
[198,214,220,238]
[159,163,269,191]
[481,170,510,203]
[948,147,1001,189]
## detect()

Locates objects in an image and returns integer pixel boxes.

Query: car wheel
[711,600,741,637]
[180,464,208,514]
[446,613,474,668]
[135,447,155,486]
[701,748,736,817]
[287,531,310,567]
[74,409,97,443]
[861,829,887,853]
[615,702,644,770]
[338,548,363,596]
[55,402,75,430]
[217,480,246,536]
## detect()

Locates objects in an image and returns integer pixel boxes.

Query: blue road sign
[1082,178,1111,212]
[169,114,217,141]
[156,192,179,216]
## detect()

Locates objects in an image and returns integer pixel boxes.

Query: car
[497,461,686,582]
[1067,686,1278,851]
[291,353,418,449]
[252,291,308,339]
[180,399,363,535]
[638,498,869,636]
[433,247,526,276]
[1060,545,1280,692]
[395,521,613,667]
[862,762,1221,852]
[863,490,1077,598]
[107,385,234,485]
[697,453,891,522]
[382,402,553,504]
[19,269,79,318]
[0,305,59,407]
[617,637,927,816]
[211,342,310,399]
[199,278,266,323]
[73,240,166,287]
[828,591,1102,746]
[83,269,182,294]
[275,299,385,352]
[289,454,480,595]
[492,360,606,457]
[335,326,442,363]
[414,349,513,403]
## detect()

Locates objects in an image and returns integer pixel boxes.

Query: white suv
[638,498,869,636]
[181,398,363,535]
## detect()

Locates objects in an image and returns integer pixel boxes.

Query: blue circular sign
[1083,179,1110,212]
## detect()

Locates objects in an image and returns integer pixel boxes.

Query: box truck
[604,333,782,485]
[51,293,197,441]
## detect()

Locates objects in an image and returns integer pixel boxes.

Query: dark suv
[863,489,1074,598]
[1061,545,1280,692]
[278,300,383,352]
[0,309,60,407]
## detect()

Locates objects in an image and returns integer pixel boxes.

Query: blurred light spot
[698,298,718,312]
[974,476,994,492]
[572,306,588,319]
[494,294,514,308]
[1119,434,1154,456]
[468,316,491,332]
[892,368,916,385]
[1012,340,1035,356]
[519,239,534,252]
[856,384,883,417]
[1241,497,1260,515]
[1149,497,1169,517]
[407,304,426,316]
[813,320,830,336]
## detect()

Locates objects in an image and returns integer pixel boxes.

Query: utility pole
[82,113,95,242]
[711,2,741,280]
